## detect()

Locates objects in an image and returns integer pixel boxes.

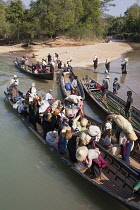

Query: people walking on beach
[125,91,133,122]
[105,58,110,72]
[101,75,110,103]
[93,55,98,70]
[10,75,19,101]
[121,57,129,74]
[113,78,120,95]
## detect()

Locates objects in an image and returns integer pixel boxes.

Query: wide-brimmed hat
[76,146,88,162]
[14,75,17,78]
[105,75,110,79]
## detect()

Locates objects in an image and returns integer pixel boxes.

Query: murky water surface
[0,43,139,210]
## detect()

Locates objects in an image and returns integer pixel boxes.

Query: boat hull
[14,62,54,80]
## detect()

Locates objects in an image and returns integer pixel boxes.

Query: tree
[0,0,10,38]
[6,0,25,40]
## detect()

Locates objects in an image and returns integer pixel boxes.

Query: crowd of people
[8,72,136,181]
[15,53,73,74]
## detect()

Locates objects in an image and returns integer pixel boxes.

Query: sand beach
[0,39,133,67]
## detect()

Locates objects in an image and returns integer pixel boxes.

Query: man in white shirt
[44,89,53,101]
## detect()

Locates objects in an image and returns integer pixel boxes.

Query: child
[113,78,120,94]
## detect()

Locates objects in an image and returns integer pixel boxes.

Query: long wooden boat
[81,78,140,137]
[14,61,54,80]
[60,70,85,100]
[4,90,140,210]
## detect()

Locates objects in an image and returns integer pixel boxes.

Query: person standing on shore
[125,91,133,122]
[105,58,110,72]
[93,55,98,70]
[101,75,110,103]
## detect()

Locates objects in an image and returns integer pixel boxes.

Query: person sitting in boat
[51,109,61,130]
[36,62,41,72]
[18,100,28,117]
[32,63,36,73]
[71,76,78,95]
[50,63,54,73]
[88,80,96,89]
[76,146,107,180]
[119,131,134,164]
[101,75,110,103]
[44,89,53,101]
[125,91,133,122]
[113,78,120,95]
[10,75,19,101]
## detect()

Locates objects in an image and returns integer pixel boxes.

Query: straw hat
[76,146,88,162]
[105,75,110,79]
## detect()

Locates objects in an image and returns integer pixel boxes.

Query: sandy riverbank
[0,40,133,67]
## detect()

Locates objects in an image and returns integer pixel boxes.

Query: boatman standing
[125,91,133,122]
[101,75,110,103]
[10,75,19,101]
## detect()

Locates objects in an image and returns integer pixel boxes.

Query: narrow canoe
[4,90,140,210]
[81,78,140,137]
[60,70,85,100]
[14,61,54,80]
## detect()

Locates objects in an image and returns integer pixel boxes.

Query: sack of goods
[52,100,60,112]
[79,130,91,146]
[65,95,82,104]
[112,114,133,134]
[108,144,121,156]
[88,125,101,142]
[80,118,88,127]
